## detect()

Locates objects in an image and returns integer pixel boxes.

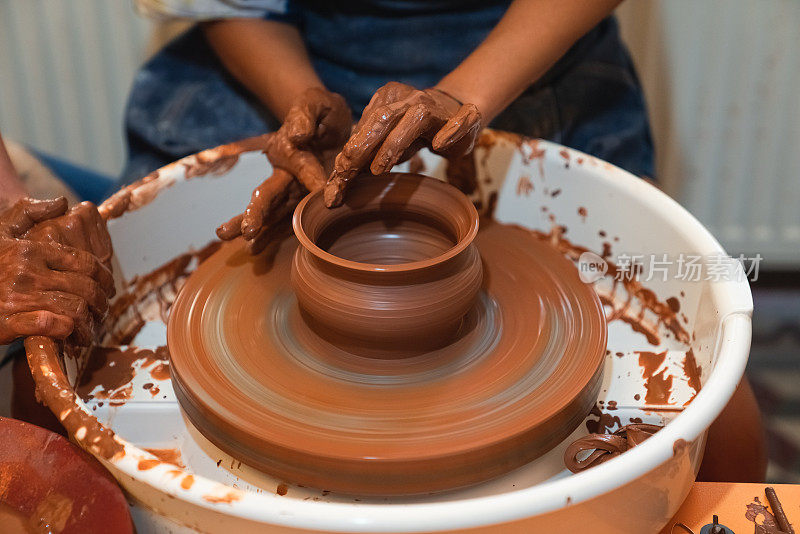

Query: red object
[0,417,133,534]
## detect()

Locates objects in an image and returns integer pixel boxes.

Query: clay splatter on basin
[21,132,750,533]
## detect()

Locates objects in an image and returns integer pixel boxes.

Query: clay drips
[585,404,621,434]
[638,350,666,379]
[533,224,692,348]
[75,345,169,405]
[746,496,784,534]
[202,491,242,504]
[636,350,675,405]
[105,241,221,345]
[682,348,703,402]
[143,448,184,468]
[645,370,673,405]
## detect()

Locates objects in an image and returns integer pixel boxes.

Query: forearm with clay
[324,0,622,206]
[205,19,353,252]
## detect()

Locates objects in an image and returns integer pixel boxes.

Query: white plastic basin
[36,131,752,533]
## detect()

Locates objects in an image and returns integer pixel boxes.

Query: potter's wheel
[168,220,606,495]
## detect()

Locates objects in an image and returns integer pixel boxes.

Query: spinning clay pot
[291,173,483,354]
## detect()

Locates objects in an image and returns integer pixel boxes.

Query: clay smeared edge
[24,337,124,460]
[24,337,246,506]
[20,134,273,504]
[99,135,271,221]
[293,173,480,274]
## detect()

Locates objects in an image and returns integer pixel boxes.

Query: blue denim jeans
[122,6,653,183]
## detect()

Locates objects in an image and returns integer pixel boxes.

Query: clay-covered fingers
[0,240,99,344]
[0,199,113,345]
[354,81,416,132]
[7,241,111,319]
[337,100,410,175]
[323,82,484,207]
[284,95,327,146]
[370,103,436,175]
[431,103,482,156]
[0,311,74,344]
[284,89,351,149]
[0,197,68,238]
[216,213,244,241]
[333,83,421,178]
[266,134,327,193]
[71,202,114,264]
[4,290,93,344]
[241,169,294,240]
[325,101,412,207]
[45,269,108,318]
[220,90,350,249]
[30,225,117,301]
[59,202,113,264]
[243,179,305,255]
[216,169,295,242]
[42,242,116,298]
[25,201,114,267]
[324,82,473,207]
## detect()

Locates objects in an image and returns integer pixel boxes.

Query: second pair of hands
[216,83,481,254]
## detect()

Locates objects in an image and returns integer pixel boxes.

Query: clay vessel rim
[292,174,480,274]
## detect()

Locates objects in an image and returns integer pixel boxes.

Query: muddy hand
[0,198,115,345]
[217,87,351,254]
[325,82,482,207]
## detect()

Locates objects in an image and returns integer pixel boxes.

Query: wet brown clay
[564,423,662,473]
[292,173,482,354]
[168,189,607,494]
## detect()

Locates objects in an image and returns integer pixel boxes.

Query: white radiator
[618,0,800,267]
[1,1,798,266]
[0,1,151,177]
